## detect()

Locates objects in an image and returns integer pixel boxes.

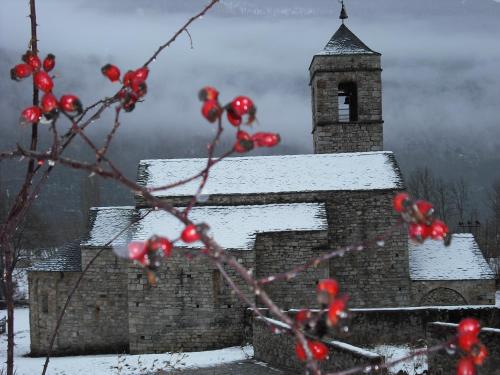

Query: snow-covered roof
[316,24,379,56]
[137,152,403,198]
[83,203,328,250]
[409,233,495,281]
[29,241,82,272]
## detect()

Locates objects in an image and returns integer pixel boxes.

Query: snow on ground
[372,345,427,375]
[0,308,253,375]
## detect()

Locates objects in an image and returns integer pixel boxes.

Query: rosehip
[128,241,147,260]
[458,318,481,338]
[393,192,410,213]
[458,333,479,352]
[121,92,138,113]
[41,93,58,113]
[327,298,347,326]
[471,344,488,366]
[43,54,56,72]
[199,86,219,101]
[415,200,434,218]
[295,309,311,324]
[101,64,121,82]
[131,81,148,97]
[133,67,149,85]
[123,70,135,87]
[429,219,448,240]
[233,139,254,153]
[10,63,33,81]
[34,71,54,93]
[181,224,200,243]
[295,340,329,362]
[148,236,173,257]
[59,94,82,114]
[21,106,42,124]
[22,51,41,71]
[456,357,476,375]
[227,110,242,127]
[317,279,339,297]
[201,100,222,123]
[408,222,431,242]
[230,96,255,117]
[237,130,252,141]
[252,132,281,148]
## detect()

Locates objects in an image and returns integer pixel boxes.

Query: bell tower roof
[317,23,380,56]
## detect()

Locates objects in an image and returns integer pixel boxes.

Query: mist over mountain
[1,0,499,246]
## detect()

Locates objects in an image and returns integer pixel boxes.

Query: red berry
[101,64,121,82]
[393,192,410,213]
[10,63,33,81]
[41,93,58,113]
[472,344,488,366]
[34,71,54,93]
[408,222,431,242]
[233,139,254,153]
[327,298,347,326]
[230,96,255,117]
[295,309,311,324]
[181,224,200,243]
[22,51,42,71]
[227,110,242,127]
[131,81,148,97]
[415,200,434,218]
[199,86,219,101]
[237,130,252,141]
[122,92,138,112]
[133,67,149,85]
[128,241,147,260]
[123,70,135,87]
[148,236,173,257]
[430,219,449,240]
[201,100,222,123]
[252,132,281,148]
[295,340,329,362]
[458,333,479,352]
[317,279,339,297]
[59,94,82,114]
[456,357,476,375]
[458,319,481,338]
[21,106,42,124]
[42,54,56,72]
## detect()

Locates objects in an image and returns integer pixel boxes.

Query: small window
[338,82,358,122]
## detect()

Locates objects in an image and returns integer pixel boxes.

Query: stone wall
[427,322,500,375]
[253,316,386,374]
[309,54,383,153]
[411,279,496,306]
[29,247,129,356]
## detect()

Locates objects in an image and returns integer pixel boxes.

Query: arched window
[338,82,358,122]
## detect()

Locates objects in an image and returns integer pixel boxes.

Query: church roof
[137,151,403,198]
[409,234,495,281]
[83,203,328,250]
[316,24,379,56]
[29,241,82,272]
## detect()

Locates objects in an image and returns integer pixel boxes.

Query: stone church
[28,6,495,357]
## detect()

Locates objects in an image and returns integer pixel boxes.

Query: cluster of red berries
[293,279,348,363]
[455,318,488,375]
[393,193,450,245]
[101,64,149,112]
[198,86,281,153]
[11,51,82,125]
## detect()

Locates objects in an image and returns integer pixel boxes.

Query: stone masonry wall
[255,231,329,310]
[29,247,129,356]
[411,279,496,306]
[145,188,411,309]
[310,54,383,153]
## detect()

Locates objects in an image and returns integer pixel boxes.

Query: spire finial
[339,0,348,24]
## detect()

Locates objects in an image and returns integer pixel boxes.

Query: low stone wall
[253,317,385,374]
[427,322,500,375]
[411,279,496,306]
[347,306,500,347]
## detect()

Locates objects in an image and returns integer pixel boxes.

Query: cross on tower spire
[339,0,348,24]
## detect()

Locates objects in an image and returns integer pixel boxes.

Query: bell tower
[310,2,383,154]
